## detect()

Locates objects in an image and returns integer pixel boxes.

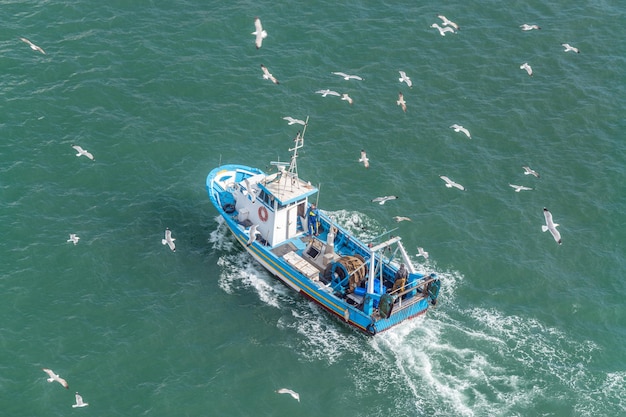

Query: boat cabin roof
[258,171,317,206]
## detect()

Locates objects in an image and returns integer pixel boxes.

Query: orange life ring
[258,206,268,222]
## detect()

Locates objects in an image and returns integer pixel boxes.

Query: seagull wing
[332,72,348,78]
[277,388,300,402]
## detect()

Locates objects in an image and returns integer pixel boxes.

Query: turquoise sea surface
[1,1,625,416]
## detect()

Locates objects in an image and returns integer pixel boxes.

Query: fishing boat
[205,119,441,335]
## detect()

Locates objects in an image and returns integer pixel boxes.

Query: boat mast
[287,116,308,179]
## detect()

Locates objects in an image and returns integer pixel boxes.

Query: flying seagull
[282,116,306,126]
[20,37,46,54]
[252,17,267,49]
[520,62,533,77]
[393,216,411,222]
[509,184,533,192]
[72,145,94,160]
[431,23,455,36]
[246,224,261,246]
[359,149,369,168]
[42,368,69,389]
[260,64,279,84]
[520,24,541,31]
[67,234,80,245]
[371,196,398,205]
[450,124,471,139]
[341,93,353,105]
[72,392,89,408]
[315,89,340,97]
[523,166,540,178]
[416,247,429,259]
[398,71,412,88]
[440,175,465,191]
[438,15,459,30]
[276,388,300,402]
[332,72,363,81]
[542,208,562,245]
[562,43,580,53]
[397,92,407,112]
[162,228,176,252]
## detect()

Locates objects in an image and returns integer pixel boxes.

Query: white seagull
[431,23,455,36]
[450,124,471,139]
[520,62,533,77]
[562,43,580,53]
[252,17,267,49]
[397,92,407,112]
[42,368,69,389]
[72,145,94,160]
[276,388,300,402]
[416,247,429,260]
[282,116,306,126]
[332,72,363,81]
[520,24,541,31]
[398,71,412,88]
[260,64,279,84]
[371,196,398,205]
[67,234,80,245]
[393,216,411,222]
[20,37,46,54]
[509,184,533,192]
[72,392,89,408]
[341,93,353,105]
[359,149,369,168]
[523,166,540,178]
[162,228,176,252]
[438,15,459,30]
[542,208,562,245]
[315,89,340,97]
[440,175,465,191]
[246,224,261,246]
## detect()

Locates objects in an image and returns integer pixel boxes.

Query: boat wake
[209,211,618,416]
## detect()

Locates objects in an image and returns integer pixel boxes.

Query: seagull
[72,392,88,408]
[542,208,562,245]
[260,64,279,84]
[393,216,411,222]
[276,388,300,402]
[416,247,429,259]
[520,62,533,77]
[341,93,353,105]
[42,368,69,389]
[397,92,407,112]
[252,17,267,49]
[431,23,455,36]
[438,15,459,30]
[440,175,465,191]
[71,145,94,160]
[246,224,261,246]
[282,116,306,126]
[371,196,398,205]
[523,166,540,178]
[332,72,363,81]
[162,228,176,252]
[450,124,471,139]
[359,149,369,168]
[509,184,533,192]
[243,178,258,201]
[67,234,80,245]
[20,37,46,54]
[562,43,580,53]
[398,71,412,88]
[315,89,340,97]
[520,24,541,31]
